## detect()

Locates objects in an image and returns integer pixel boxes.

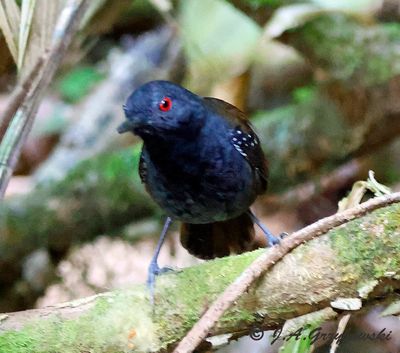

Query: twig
[0,55,45,142]
[0,0,89,198]
[329,313,351,353]
[172,191,400,353]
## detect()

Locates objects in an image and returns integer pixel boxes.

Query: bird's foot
[147,262,175,305]
[248,210,288,248]
[279,232,289,239]
[266,233,281,246]
[266,232,288,247]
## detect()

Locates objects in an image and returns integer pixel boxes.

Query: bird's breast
[141,141,258,223]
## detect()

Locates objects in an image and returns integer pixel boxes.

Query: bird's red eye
[159,97,172,112]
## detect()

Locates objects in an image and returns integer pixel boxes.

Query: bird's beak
[117,120,135,134]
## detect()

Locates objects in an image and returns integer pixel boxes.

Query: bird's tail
[180,211,263,260]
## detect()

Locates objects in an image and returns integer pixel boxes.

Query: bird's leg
[248,210,286,247]
[147,217,172,304]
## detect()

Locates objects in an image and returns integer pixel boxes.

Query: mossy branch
[173,192,400,353]
[1,197,400,353]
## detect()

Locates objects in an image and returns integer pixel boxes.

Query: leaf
[366,170,392,196]
[179,0,262,92]
[263,0,381,39]
[338,170,392,211]
[0,0,111,76]
[264,4,328,39]
[0,0,20,61]
[338,180,369,212]
[310,0,381,13]
[21,0,64,77]
[381,300,400,317]
[3,0,19,34]
[18,0,36,70]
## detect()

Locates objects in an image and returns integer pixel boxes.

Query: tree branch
[173,192,400,353]
[1,193,400,353]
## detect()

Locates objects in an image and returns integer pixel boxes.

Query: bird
[117,80,282,301]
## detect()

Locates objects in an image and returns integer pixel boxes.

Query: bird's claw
[147,262,175,305]
[279,232,289,239]
[158,266,175,275]
[267,234,281,247]
[267,232,288,247]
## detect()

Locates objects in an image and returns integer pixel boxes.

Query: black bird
[118,80,281,299]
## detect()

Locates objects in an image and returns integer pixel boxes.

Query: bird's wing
[203,97,268,193]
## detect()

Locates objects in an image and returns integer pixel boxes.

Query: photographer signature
[249,326,393,345]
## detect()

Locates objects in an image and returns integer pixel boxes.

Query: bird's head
[118,81,206,140]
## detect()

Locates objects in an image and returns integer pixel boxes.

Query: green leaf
[264,4,328,39]
[179,0,262,92]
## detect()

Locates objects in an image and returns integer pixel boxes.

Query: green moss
[0,289,155,353]
[155,250,263,347]
[252,92,350,191]
[295,15,400,86]
[330,203,400,282]
[0,250,267,352]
